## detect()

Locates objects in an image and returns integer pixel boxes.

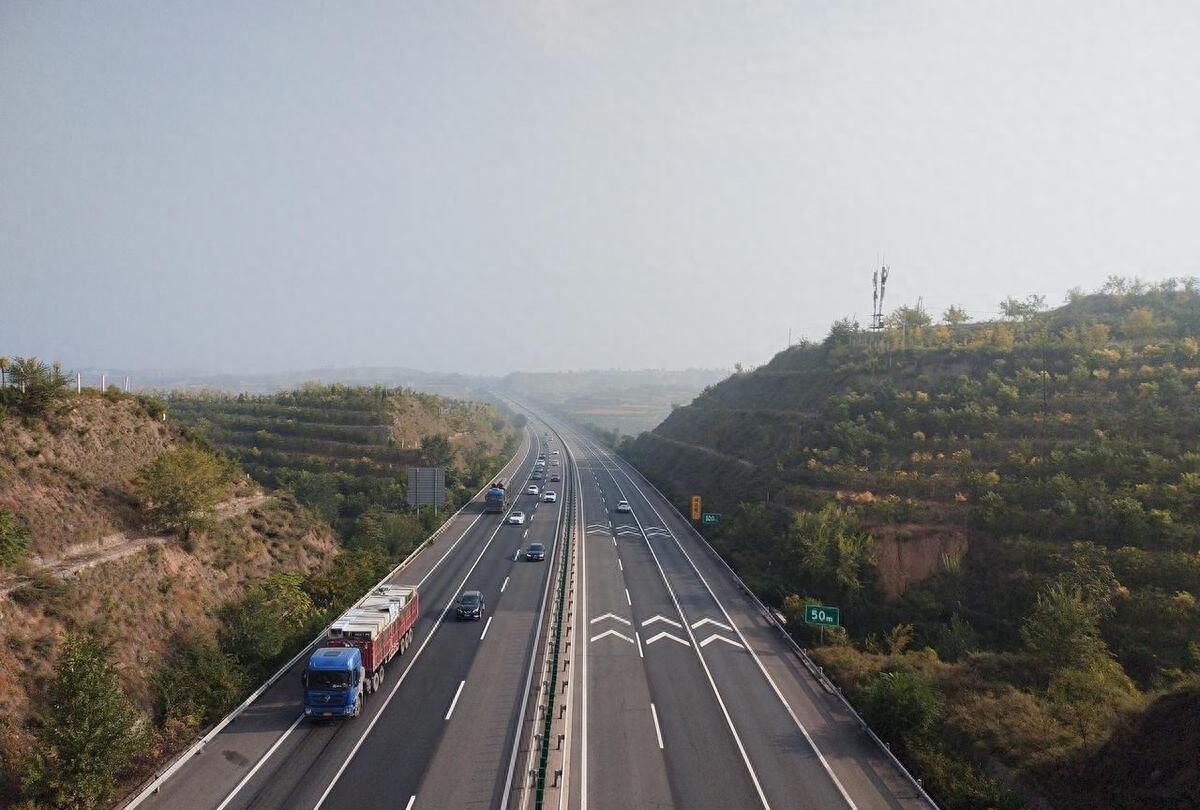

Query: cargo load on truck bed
[484,479,508,513]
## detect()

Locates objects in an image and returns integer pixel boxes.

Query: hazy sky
[4,2,1199,375]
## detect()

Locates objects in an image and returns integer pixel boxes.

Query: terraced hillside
[623,278,1200,809]
[167,385,518,551]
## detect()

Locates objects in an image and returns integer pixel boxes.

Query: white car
[526,485,540,496]
[542,491,557,503]
[508,511,526,525]
[616,500,631,513]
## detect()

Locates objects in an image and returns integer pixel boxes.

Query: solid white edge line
[213,713,305,810]
[650,703,664,750]
[595,436,858,809]
[444,680,466,720]
[480,616,494,640]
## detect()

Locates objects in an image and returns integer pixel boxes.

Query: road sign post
[803,603,840,644]
[690,495,702,521]
[407,467,446,514]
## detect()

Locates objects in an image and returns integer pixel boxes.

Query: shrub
[154,638,245,731]
[0,507,29,567]
[859,668,943,747]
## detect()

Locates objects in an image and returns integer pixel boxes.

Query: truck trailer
[302,583,419,719]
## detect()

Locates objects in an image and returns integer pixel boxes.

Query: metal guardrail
[120,430,533,809]
[619,461,941,809]
[533,464,573,809]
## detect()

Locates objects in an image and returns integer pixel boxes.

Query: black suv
[456,590,484,620]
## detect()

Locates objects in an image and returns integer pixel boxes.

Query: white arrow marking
[644,631,690,647]
[691,617,733,632]
[699,634,744,649]
[590,612,631,625]
[590,629,635,644]
[641,615,683,629]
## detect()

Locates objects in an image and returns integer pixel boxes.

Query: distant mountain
[78,366,495,399]
[499,368,729,436]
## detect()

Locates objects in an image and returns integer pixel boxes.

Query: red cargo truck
[324,584,420,694]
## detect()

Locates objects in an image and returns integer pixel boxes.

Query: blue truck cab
[302,647,365,719]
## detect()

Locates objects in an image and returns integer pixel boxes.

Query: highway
[541,413,935,810]
[129,417,570,810]
[126,403,934,810]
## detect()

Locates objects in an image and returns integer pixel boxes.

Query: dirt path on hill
[0,493,271,598]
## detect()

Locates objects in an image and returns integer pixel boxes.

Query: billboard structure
[407,466,446,511]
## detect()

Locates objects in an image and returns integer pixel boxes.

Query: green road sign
[804,604,840,627]
[701,512,721,524]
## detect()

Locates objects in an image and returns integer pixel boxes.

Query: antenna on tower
[871,263,889,330]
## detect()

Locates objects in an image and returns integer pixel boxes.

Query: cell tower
[871,264,889,330]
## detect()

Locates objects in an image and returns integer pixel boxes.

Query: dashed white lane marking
[625,588,632,606]
[650,703,664,749]
[501,576,509,592]
[444,680,466,720]
[405,796,416,810]
[480,616,493,640]
[635,631,644,658]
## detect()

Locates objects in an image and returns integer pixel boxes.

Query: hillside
[500,368,727,436]
[0,375,517,808]
[623,277,1200,808]
[0,382,340,807]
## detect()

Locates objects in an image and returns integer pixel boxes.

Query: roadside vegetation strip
[120,429,533,809]
[617,452,940,809]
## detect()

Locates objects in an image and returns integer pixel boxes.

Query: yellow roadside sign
[690,495,702,521]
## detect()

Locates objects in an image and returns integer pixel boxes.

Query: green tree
[1020,582,1110,672]
[788,505,875,600]
[6,356,70,416]
[218,572,316,678]
[0,506,30,567]
[22,635,146,809]
[137,447,232,541]
[1121,306,1157,339]
[419,433,455,468]
[941,305,971,326]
